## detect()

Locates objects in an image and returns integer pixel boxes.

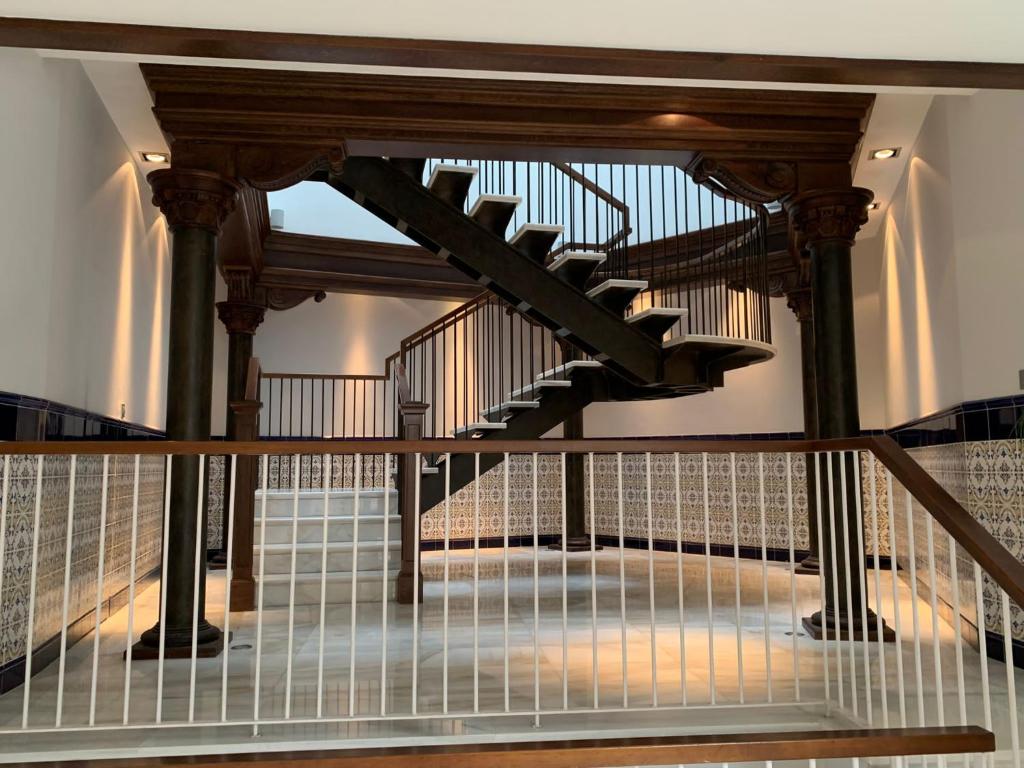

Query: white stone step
[480,399,541,421]
[505,378,573,401]
[258,514,400,545]
[255,541,401,575]
[256,571,395,606]
[451,421,508,438]
[255,488,396,518]
[535,359,603,381]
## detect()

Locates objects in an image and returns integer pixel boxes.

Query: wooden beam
[141,64,872,164]
[2,17,1023,89]
[18,727,994,768]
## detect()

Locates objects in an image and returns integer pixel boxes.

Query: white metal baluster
[925,515,945,743]
[826,454,845,709]
[886,469,907,727]
[533,451,541,722]
[646,452,658,707]
[187,454,206,722]
[221,454,238,722]
[1001,591,1020,768]
[503,452,510,713]
[814,453,831,709]
[380,453,391,717]
[703,452,716,705]
[972,562,992,768]
[758,453,772,703]
[474,452,481,713]
[252,455,269,734]
[675,452,687,705]
[285,453,301,719]
[156,455,172,724]
[853,452,872,723]
[946,533,966,727]
[561,452,569,710]
[839,454,858,718]
[55,455,77,727]
[730,452,744,703]
[89,455,110,726]
[590,452,600,709]
[22,454,44,729]
[349,453,363,717]
[122,455,141,725]
[905,490,926,726]
[786,453,799,702]
[442,452,450,715]
[869,455,888,727]
[317,454,331,718]
[617,452,628,708]
[412,453,422,715]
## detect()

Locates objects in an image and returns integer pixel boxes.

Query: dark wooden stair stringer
[326,157,664,386]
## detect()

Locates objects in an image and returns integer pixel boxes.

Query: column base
[395,569,423,605]
[130,621,225,660]
[208,550,228,570]
[802,609,895,642]
[795,555,820,575]
[548,535,603,553]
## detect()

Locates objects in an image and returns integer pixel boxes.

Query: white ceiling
[5,0,1024,63]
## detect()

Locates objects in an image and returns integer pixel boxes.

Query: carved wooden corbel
[169,141,348,192]
[686,155,797,204]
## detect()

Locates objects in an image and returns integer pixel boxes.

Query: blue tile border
[0,391,163,441]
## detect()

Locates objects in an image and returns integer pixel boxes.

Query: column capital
[784,187,873,248]
[216,300,266,336]
[148,168,240,233]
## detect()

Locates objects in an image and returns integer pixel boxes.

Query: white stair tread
[258,541,400,554]
[256,570,390,584]
[506,379,573,400]
[627,307,689,321]
[586,279,648,297]
[662,333,777,359]
[508,222,563,244]
[481,400,542,419]
[390,465,440,475]
[451,421,508,437]
[536,359,604,381]
[256,488,394,500]
[548,251,606,270]
[426,163,477,188]
[468,194,522,216]
[260,513,401,525]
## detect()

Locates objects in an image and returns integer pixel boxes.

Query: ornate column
[137,168,239,658]
[785,187,891,641]
[210,293,265,567]
[785,284,820,575]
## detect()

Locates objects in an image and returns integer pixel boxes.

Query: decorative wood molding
[141,64,873,164]
[215,300,266,336]
[260,286,327,311]
[2,17,1023,89]
[687,156,797,203]
[147,168,239,233]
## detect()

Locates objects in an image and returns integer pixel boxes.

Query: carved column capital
[784,187,873,248]
[216,301,266,336]
[148,168,240,233]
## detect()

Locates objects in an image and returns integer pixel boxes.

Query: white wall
[584,296,805,437]
[858,90,1024,427]
[0,49,170,429]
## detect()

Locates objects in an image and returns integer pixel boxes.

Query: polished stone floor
[0,548,1021,764]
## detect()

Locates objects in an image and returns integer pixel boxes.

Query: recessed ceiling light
[870,147,900,160]
[866,202,880,210]
[140,151,169,164]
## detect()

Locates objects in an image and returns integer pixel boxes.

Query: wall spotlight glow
[870,147,900,160]
[866,202,880,210]
[140,151,170,164]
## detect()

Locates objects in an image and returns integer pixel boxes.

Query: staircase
[254,488,399,605]
[321,157,776,512]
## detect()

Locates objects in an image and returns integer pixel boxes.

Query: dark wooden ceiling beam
[2,16,1023,89]
[141,64,872,166]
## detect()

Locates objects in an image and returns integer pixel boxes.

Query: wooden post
[227,357,263,611]
[395,400,428,604]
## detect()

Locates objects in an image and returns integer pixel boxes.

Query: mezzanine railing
[0,437,1018,766]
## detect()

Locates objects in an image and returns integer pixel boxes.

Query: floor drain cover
[231,644,253,650]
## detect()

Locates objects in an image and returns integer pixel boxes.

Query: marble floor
[0,548,1021,764]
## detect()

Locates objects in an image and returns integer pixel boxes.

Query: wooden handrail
[2,435,1019,607]
[18,727,993,768]
[260,371,389,381]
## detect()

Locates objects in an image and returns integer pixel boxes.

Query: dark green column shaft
[139,169,239,654]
